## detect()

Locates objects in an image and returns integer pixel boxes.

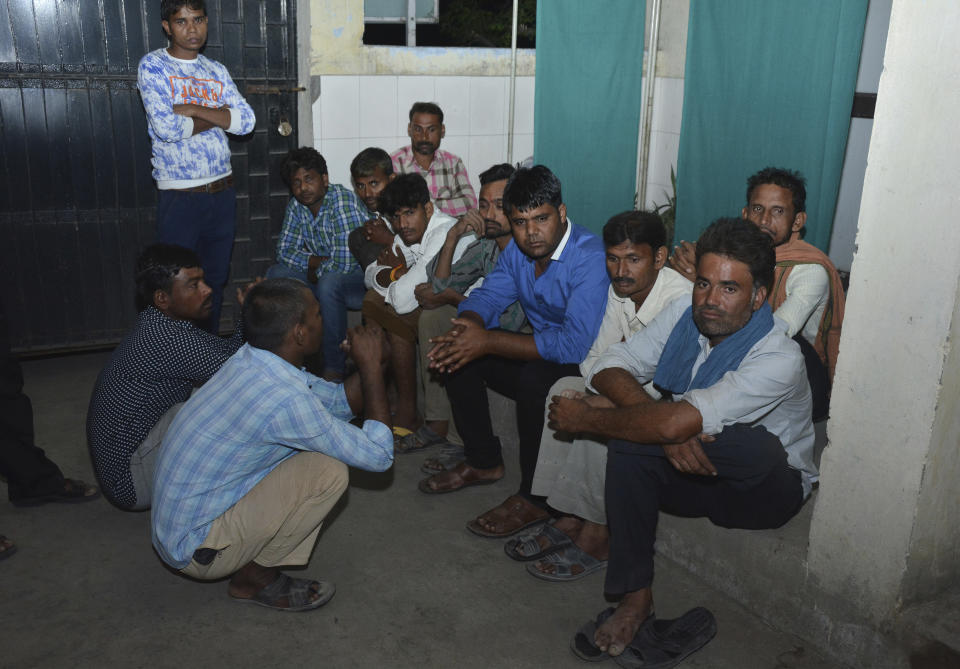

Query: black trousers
[794,334,830,421]
[604,424,805,595]
[0,298,65,501]
[445,355,580,499]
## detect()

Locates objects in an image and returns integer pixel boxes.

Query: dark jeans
[445,355,580,499]
[604,424,805,595]
[0,298,65,501]
[157,187,237,333]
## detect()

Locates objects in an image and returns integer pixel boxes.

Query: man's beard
[692,305,752,339]
[414,141,435,155]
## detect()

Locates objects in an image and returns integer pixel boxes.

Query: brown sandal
[466,494,550,537]
[417,461,504,494]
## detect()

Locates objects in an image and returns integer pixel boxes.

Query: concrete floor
[1,351,843,668]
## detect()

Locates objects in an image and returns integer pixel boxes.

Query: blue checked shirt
[151,344,393,569]
[275,184,366,275]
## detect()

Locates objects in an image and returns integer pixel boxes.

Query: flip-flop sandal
[232,573,336,612]
[570,608,657,662]
[10,478,100,507]
[419,448,465,474]
[417,466,502,494]
[614,607,717,669]
[394,425,451,454]
[504,522,574,562]
[525,543,607,582]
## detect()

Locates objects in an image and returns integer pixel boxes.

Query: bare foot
[595,589,653,657]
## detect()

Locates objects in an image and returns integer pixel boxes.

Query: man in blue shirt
[421,165,609,539]
[266,147,368,382]
[152,278,392,612]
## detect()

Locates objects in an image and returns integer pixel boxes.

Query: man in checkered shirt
[266,147,367,382]
[391,102,478,219]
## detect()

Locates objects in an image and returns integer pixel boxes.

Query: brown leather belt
[174,175,234,194]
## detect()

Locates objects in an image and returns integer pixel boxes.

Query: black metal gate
[0,0,300,351]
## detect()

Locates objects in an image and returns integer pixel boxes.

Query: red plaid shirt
[390,145,477,217]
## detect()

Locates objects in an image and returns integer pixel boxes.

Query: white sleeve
[580,288,621,377]
[775,264,829,339]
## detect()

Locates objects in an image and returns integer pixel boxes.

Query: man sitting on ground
[421,165,609,539]
[87,244,246,511]
[348,147,397,270]
[671,167,845,418]
[395,163,528,457]
[551,218,816,662]
[362,174,473,435]
[391,102,477,218]
[266,147,368,382]
[511,211,691,581]
[152,278,392,612]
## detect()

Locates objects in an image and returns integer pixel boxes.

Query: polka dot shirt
[86,307,243,508]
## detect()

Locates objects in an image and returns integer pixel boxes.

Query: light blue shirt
[586,296,817,496]
[152,344,393,569]
[458,220,609,364]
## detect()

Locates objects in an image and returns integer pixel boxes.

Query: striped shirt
[275,184,367,275]
[152,343,393,569]
[391,146,478,218]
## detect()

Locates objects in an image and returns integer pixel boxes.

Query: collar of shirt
[549,217,574,261]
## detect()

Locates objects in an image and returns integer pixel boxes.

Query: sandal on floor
[0,535,16,561]
[465,494,550,538]
[10,478,100,507]
[504,522,573,562]
[420,444,465,474]
[571,608,657,662]
[395,425,451,454]
[614,607,717,669]
[417,462,503,494]
[526,543,607,582]
[232,573,335,612]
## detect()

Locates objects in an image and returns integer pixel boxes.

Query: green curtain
[674,0,868,251]
[533,0,646,234]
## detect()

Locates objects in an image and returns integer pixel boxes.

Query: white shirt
[364,208,472,315]
[580,266,692,377]
[587,296,817,497]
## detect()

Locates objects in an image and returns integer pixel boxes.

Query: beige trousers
[182,452,349,581]
[530,376,609,524]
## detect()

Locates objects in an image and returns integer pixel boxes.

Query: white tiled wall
[312,75,536,192]
[312,72,681,218]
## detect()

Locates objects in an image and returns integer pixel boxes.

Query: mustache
[612,277,635,285]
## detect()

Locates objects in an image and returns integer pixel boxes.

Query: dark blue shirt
[458,221,608,364]
[86,307,243,508]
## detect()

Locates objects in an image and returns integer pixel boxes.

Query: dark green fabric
[675,0,868,251]
[533,0,646,235]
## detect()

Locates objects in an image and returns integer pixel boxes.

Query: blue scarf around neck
[652,302,774,397]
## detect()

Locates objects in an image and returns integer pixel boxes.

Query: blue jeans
[157,187,236,333]
[265,264,366,374]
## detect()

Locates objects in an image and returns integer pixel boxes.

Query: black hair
[377,173,430,216]
[746,167,806,214]
[602,211,666,253]
[280,147,327,187]
[502,165,562,213]
[695,218,775,292]
[350,147,394,179]
[408,102,444,123]
[479,163,516,186]
[242,278,311,353]
[161,0,206,22]
[135,243,201,310]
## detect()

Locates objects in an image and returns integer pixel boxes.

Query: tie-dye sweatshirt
[137,49,256,189]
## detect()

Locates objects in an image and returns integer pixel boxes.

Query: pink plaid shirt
[390,145,478,218]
